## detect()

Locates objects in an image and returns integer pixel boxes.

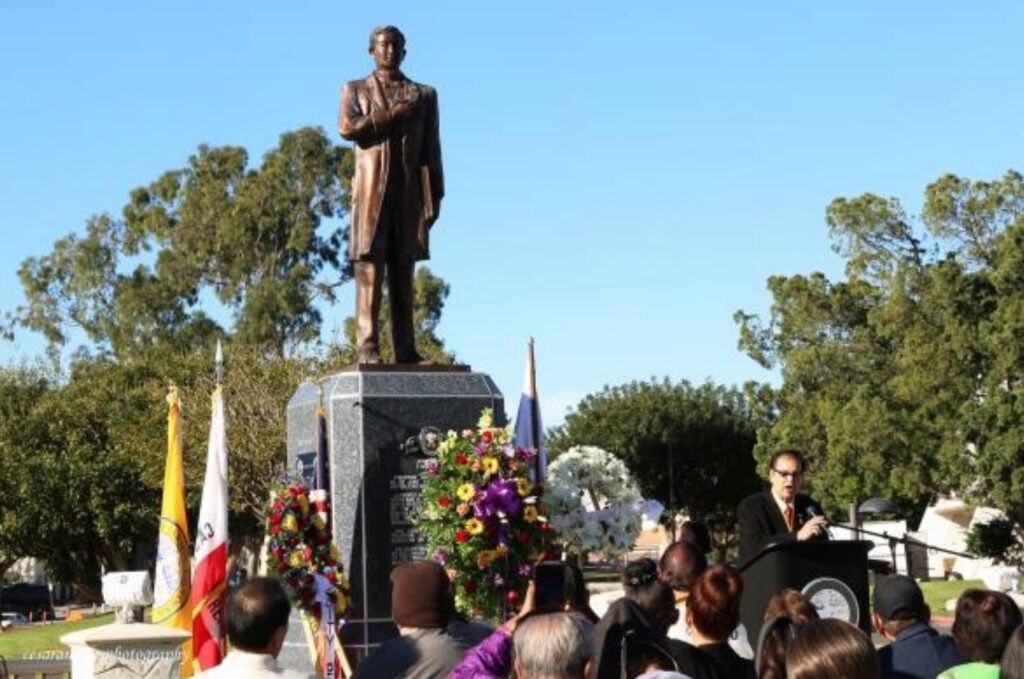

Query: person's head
[225,577,292,657]
[513,612,594,679]
[686,563,743,643]
[763,588,819,624]
[390,560,452,630]
[756,615,802,679]
[677,520,713,555]
[871,574,929,639]
[368,25,406,71]
[1000,624,1024,679]
[623,559,678,634]
[659,541,708,594]
[786,619,879,679]
[768,449,804,502]
[951,588,1023,663]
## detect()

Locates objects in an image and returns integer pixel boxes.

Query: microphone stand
[830,522,976,575]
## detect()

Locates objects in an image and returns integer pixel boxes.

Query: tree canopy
[736,170,1024,527]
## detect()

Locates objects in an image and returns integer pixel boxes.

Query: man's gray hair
[514,613,594,679]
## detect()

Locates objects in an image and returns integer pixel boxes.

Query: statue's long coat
[338,73,444,262]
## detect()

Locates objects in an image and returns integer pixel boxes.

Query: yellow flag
[152,387,193,676]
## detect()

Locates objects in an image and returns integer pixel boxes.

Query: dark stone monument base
[283,367,505,664]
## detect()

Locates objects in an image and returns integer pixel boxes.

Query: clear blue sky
[2,2,1023,425]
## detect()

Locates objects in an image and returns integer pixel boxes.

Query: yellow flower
[495,543,509,556]
[281,514,299,533]
[466,518,484,535]
[329,545,340,561]
[482,456,499,475]
[515,477,531,497]
[297,494,310,515]
[477,550,494,568]
[523,506,538,523]
[457,483,477,502]
[287,550,305,568]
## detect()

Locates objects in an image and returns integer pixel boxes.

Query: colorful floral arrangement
[545,445,643,560]
[265,481,351,620]
[415,410,554,621]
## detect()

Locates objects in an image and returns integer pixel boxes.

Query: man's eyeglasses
[772,468,801,479]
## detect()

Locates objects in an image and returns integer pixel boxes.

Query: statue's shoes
[357,349,381,364]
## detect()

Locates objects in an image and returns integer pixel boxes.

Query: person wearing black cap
[353,561,490,678]
[873,574,962,679]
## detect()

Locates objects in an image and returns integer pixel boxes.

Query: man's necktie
[784,505,795,532]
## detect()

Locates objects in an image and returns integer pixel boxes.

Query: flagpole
[215,340,223,387]
[528,338,541,480]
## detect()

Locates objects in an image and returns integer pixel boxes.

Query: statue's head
[368,25,406,71]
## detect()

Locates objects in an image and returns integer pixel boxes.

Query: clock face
[801,577,859,626]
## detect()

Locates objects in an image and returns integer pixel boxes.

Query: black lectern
[737,540,873,642]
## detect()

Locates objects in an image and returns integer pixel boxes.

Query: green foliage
[966,518,1023,565]
[736,170,1024,524]
[546,379,762,554]
[5,126,351,359]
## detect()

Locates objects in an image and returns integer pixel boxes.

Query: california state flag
[190,385,228,672]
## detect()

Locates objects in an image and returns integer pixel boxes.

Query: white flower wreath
[545,445,643,560]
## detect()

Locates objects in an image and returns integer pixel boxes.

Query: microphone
[805,505,833,539]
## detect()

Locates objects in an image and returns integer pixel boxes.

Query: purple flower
[424,459,440,475]
[435,549,448,566]
[518,564,532,577]
[473,479,521,523]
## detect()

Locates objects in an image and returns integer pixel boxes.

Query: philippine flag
[514,339,547,480]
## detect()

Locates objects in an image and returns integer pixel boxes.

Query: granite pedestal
[282,365,505,665]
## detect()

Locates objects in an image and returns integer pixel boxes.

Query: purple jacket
[450,629,513,679]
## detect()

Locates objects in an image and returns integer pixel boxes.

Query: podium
[737,540,873,641]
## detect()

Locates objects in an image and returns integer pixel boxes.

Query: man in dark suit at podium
[737,449,829,564]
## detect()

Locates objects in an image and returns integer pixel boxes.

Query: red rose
[438,496,452,508]
[276,561,289,573]
[506,590,519,605]
[481,431,493,444]
[288,576,300,588]
[464,581,477,594]
[455,530,469,544]
[269,511,282,525]
[327,571,337,583]
[270,524,281,536]
[455,453,468,465]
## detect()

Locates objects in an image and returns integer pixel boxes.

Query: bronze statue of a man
[339,25,444,364]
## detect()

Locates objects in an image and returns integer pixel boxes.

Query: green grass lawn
[919,579,984,618]
[0,613,114,660]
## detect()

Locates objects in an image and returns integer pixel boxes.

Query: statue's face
[370,32,404,71]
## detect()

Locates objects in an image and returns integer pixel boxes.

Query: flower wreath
[545,445,643,560]
[416,410,555,621]
[266,481,351,620]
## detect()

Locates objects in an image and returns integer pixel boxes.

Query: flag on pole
[514,338,547,480]
[310,402,331,534]
[152,386,193,677]
[190,383,228,672]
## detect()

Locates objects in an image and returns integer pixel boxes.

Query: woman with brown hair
[785,618,879,679]
[756,589,820,679]
[939,589,1023,678]
[686,564,754,679]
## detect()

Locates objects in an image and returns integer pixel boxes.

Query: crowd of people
[209,541,1024,678]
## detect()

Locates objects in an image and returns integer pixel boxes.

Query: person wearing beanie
[873,574,962,679]
[353,561,490,678]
